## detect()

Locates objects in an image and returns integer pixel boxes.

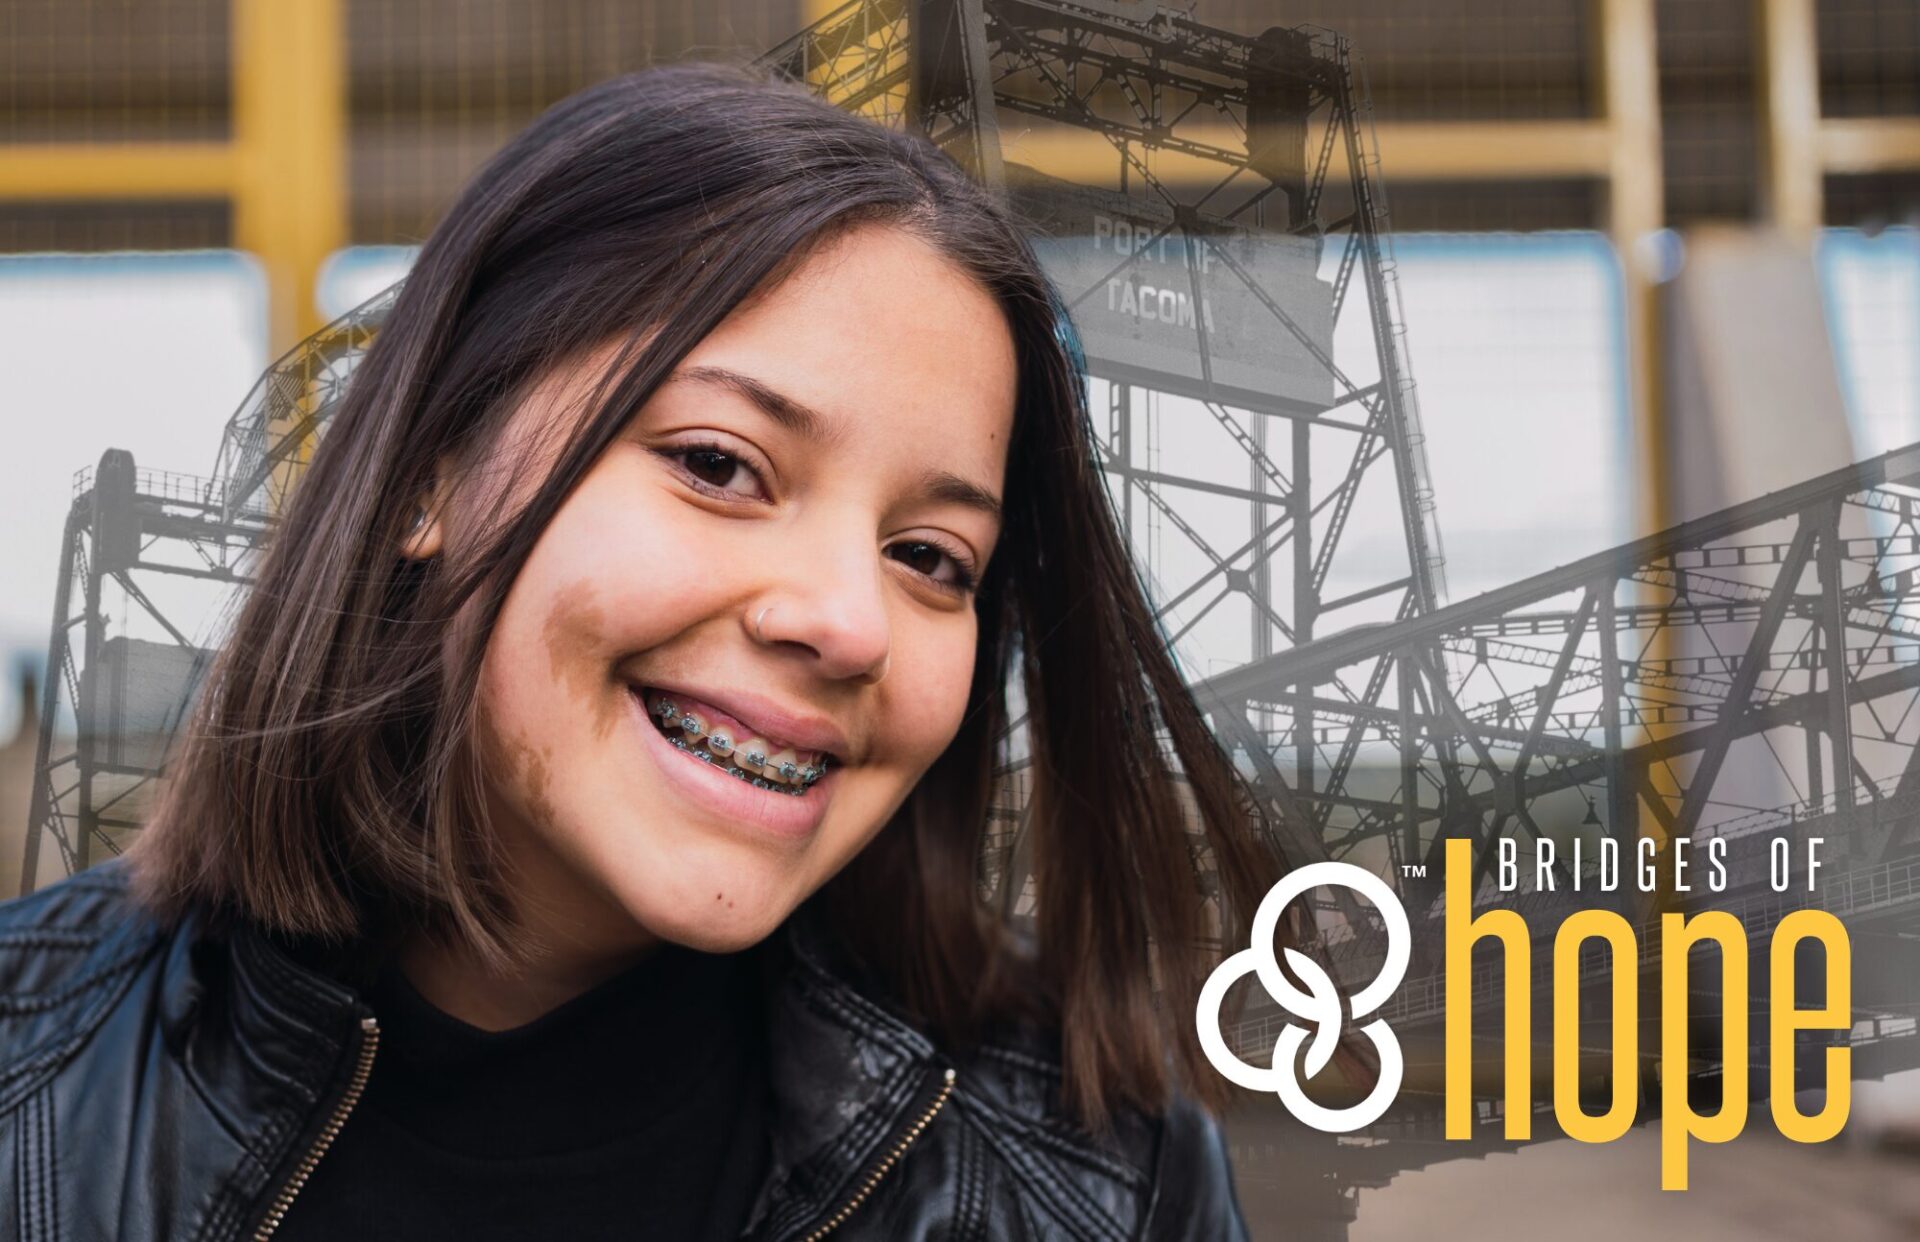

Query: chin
[653,907,788,955]
[672,920,781,955]
[613,871,795,955]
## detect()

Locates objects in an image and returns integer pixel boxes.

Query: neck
[397,923,662,1031]
[400,775,665,1031]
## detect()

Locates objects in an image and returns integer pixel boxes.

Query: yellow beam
[0,143,236,201]
[1595,0,1666,539]
[13,0,1912,388]
[994,115,1920,193]
[232,0,346,352]
[1755,0,1823,235]
[1820,118,1920,175]
[1363,121,1615,180]
[999,120,1616,185]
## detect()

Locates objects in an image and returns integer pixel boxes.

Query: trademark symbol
[1401,864,1426,878]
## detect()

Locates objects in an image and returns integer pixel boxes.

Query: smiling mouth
[638,687,831,798]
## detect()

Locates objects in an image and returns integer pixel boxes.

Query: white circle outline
[1194,862,1410,1132]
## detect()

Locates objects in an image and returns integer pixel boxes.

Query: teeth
[662,734,808,796]
[642,689,834,792]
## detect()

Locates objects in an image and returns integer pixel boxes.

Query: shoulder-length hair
[128,60,1286,1130]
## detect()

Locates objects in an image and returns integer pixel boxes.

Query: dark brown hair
[128,61,1285,1129]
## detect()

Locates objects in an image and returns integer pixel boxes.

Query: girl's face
[446,224,1017,965]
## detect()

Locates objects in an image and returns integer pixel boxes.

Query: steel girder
[1192,442,1920,929]
[20,457,261,892]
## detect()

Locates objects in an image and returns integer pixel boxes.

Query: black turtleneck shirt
[274,940,770,1241]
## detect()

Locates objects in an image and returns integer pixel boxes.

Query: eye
[656,440,767,501]
[887,538,979,595]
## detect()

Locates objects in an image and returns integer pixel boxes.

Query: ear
[399,458,456,560]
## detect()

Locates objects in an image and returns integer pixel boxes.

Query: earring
[409,505,427,533]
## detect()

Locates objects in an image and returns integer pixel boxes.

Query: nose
[748,538,892,684]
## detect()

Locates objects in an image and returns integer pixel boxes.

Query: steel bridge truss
[1197,444,1920,919]
[765,0,1448,909]
[19,292,393,894]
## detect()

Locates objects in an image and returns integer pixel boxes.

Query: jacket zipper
[251,1015,380,1241]
[798,1066,956,1242]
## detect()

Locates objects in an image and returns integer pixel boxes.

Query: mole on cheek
[540,578,623,741]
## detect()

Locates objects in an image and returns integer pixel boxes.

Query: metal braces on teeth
[651,697,827,792]
[664,733,809,796]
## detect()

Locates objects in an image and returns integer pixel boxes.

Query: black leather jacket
[0,859,1250,1240]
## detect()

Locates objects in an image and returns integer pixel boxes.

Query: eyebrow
[677,364,838,445]
[916,468,1003,525]
[672,364,1004,525]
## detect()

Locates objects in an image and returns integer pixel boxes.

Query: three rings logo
[1195,862,1410,1133]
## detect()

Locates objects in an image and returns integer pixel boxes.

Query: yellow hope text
[1440,838,1851,1189]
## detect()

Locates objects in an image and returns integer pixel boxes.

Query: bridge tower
[764,0,1450,925]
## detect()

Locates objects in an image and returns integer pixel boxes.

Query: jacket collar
[744,901,955,1239]
[212,898,952,1241]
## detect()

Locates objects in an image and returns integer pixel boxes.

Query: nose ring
[754,605,775,644]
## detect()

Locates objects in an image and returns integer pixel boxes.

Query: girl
[0,62,1279,1240]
